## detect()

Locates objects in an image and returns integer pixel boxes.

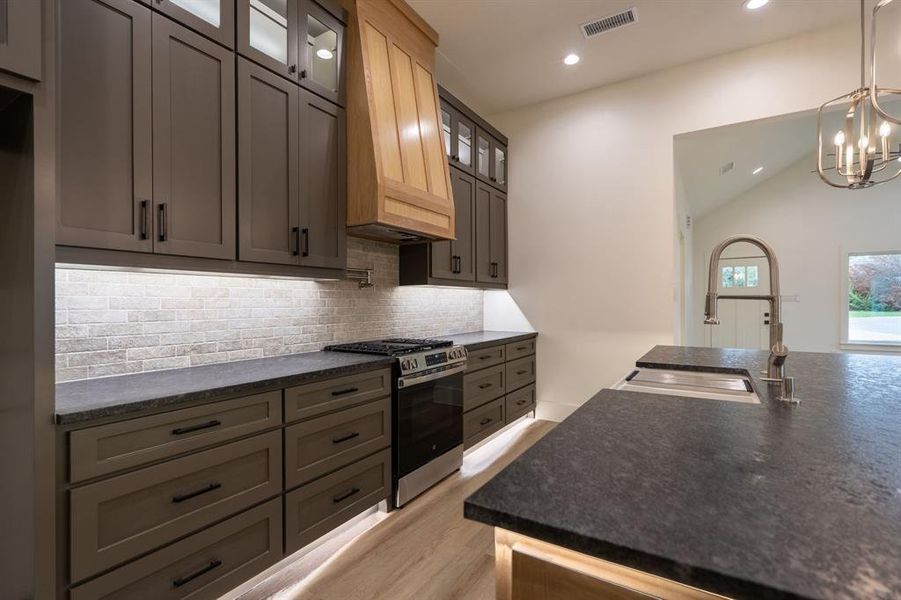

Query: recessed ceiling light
[743,0,769,10]
[563,53,580,66]
[316,48,334,60]
[752,166,764,175]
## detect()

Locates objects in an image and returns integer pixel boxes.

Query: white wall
[482,24,862,421]
[688,154,901,353]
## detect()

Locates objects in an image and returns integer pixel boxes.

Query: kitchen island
[465,346,901,599]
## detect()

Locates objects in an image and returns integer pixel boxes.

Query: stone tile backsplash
[56,239,483,382]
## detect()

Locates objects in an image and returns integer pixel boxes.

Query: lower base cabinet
[463,337,537,449]
[285,449,391,554]
[70,499,282,600]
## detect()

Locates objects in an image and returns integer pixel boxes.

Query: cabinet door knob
[300,69,307,79]
[289,64,297,74]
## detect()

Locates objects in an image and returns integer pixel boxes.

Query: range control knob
[412,358,419,368]
[402,359,411,370]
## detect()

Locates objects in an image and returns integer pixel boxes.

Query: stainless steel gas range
[324,338,467,507]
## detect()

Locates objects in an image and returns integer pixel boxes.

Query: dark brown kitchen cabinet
[237,0,345,105]
[476,182,507,284]
[299,0,345,106]
[237,58,345,269]
[150,0,235,49]
[152,14,237,260]
[299,89,347,268]
[56,0,154,253]
[237,0,299,80]
[476,127,506,192]
[0,0,42,80]
[400,87,508,289]
[430,167,475,281]
[238,58,300,266]
[440,100,475,175]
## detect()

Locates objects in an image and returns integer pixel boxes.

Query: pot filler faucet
[704,235,797,403]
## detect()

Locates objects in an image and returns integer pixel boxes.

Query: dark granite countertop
[55,352,393,426]
[54,331,537,426]
[465,345,901,599]
[443,330,536,351]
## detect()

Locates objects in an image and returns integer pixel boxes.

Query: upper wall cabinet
[441,99,474,175]
[237,0,345,104]
[57,0,154,252]
[476,128,507,193]
[345,0,454,242]
[237,58,346,269]
[152,14,236,260]
[147,0,235,48]
[0,0,42,80]
[399,88,509,289]
[58,0,236,260]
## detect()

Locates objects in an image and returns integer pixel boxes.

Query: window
[846,252,901,345]
[721,265,759,288]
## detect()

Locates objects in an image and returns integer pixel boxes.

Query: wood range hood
[342,0,455,243]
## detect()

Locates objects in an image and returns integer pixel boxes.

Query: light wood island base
[494,529,728,600]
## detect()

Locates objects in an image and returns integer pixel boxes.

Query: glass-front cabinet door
[238,0,298,78]
[441,104,453,159]
[492,141,507,192]
[476,130,491,182]
[300,0,344,105]
[455,114,474,174]
[156,0,235,48]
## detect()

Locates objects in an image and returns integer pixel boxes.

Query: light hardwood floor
[237,418,555,600]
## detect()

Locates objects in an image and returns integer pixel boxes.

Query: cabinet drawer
[285,368,391,422]
[69,391,282,483]
[465,345,505,372]
[464,398,505,449]
[505,338,536,361]
[285,449,389,554]
[505,384,536,423]
[70,431,281,582]
[506,355,536,393]
[70,499,282,600]
[463,363,505,411]
[285,397,390,489]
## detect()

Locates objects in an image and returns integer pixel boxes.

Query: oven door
[395,365,464,478]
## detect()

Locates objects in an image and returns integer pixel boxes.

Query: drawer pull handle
[516,346,527,351]
[172,559,223,588]
[331,387,359,397]
[516,370,528,375]
[333,431,360,444]
[172,482,221,504]
[479,417,492,426]
[478,383,492,389]
[333,487,360,503]
[478,355,492,360]
[172,419,221,436]
[516,399,528,406]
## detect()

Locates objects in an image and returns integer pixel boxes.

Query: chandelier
[816,0,901,189]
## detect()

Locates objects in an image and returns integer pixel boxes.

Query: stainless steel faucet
[704,235,796,402]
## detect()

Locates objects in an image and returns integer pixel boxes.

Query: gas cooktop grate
[324,338,453,356]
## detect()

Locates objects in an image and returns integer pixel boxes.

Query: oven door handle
[397,362,467,388]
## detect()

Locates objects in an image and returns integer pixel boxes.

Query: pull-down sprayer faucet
[704,235,796,402]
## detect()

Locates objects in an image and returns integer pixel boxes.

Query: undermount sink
[612,367,761,404]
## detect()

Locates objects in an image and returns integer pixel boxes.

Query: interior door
[237,58,300,265]
[707,256,770,350]
[298,89,346,269]
[57,0,153,253]
[152,15,236,260]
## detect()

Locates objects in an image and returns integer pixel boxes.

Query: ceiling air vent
[719,162,734,176]
[581,8,637,38]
